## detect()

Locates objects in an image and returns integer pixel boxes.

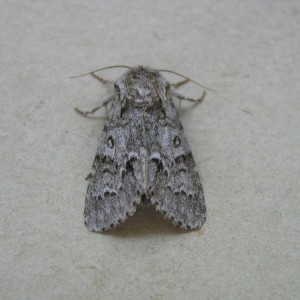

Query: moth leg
[90,72,114,86]
[171,78,190,89]
[171,90,206,104]
[75,95,114,117]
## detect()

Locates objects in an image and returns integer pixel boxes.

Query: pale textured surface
[1,1,299,299]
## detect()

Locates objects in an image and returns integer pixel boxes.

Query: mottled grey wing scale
[84,85,206,231]
[149,96,206,229]
[84,105,140,232]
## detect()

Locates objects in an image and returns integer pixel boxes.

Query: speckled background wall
[1,1,299,299]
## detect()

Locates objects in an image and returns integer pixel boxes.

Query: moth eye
[107,136,114,148]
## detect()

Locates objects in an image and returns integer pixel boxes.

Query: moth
[74,65,209,232]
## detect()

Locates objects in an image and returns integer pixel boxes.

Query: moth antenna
[158,69,215,92]
[70,65,131,78]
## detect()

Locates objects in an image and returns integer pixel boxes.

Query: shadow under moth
[74,65,209,232]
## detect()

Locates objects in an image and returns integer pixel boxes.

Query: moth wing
[150,101,206,230]
[84,119,140,232]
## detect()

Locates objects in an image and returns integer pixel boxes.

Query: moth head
[115,66,169,109]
